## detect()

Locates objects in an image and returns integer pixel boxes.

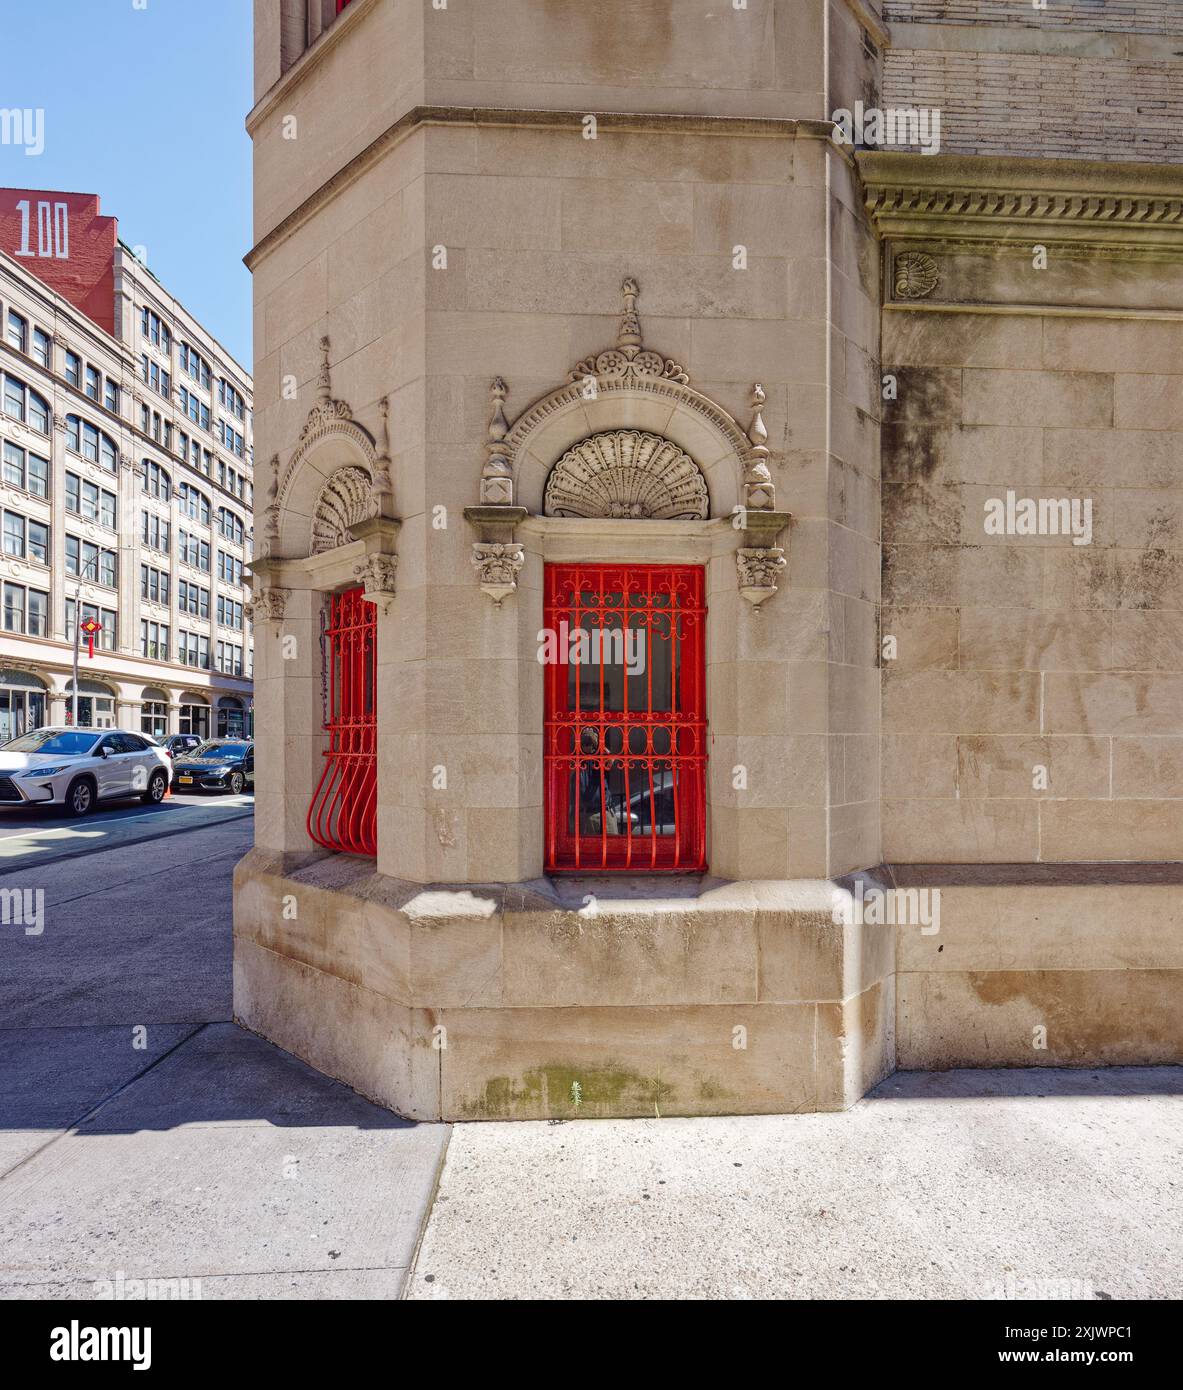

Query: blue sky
[0,0,253,367]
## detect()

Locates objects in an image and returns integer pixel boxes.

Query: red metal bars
[307,586,377,856]
[544,563,707,873]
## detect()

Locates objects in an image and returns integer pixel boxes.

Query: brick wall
[882,1,1183,161]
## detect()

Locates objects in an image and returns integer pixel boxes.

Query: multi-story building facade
[0,188,254,742]
[238,0,1183,1122]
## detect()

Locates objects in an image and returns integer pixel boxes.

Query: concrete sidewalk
[0,814,449,1300]
[3,811,1180,1301]
[407,1067,1183,1301]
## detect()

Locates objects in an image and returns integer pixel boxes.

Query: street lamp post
[70,554,102,727]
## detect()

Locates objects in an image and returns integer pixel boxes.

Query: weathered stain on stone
[464,1064,677,1119]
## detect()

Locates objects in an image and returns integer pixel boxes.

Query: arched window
[141,458,172,501]
[141,689,169,739]
[66,415,117,472]
[0,669,47,741]
[217,696,245,738]
[2,372,50,435]
[307,587,377,856]
[179,698,210,739]
[543,564,707,873]
[178,482,211,524]
[218,506,244,545]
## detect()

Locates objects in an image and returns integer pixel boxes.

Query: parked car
[158,733,204,761]
[0,728,172,816]
[171,739,254,795]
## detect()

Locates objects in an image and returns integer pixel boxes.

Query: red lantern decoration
[79,617,102,660]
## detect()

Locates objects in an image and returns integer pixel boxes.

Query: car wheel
[229,771,245,795]
[65,777,95,818]
[142,770,168,805]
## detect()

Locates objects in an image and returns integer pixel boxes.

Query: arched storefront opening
[0,670,47,741]
[217,696,246,739]
[64,678,116,729]
[179,695,211,740]
[141,687,169,739]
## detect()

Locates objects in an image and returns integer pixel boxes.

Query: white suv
[0,728,172,817]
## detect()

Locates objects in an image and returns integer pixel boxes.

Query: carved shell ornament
[543,430,709,520]
[311,466,373,552]
[894,251,940,300]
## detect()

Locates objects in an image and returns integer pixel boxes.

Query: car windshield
[3,731,98,756]
[189,742,248,760]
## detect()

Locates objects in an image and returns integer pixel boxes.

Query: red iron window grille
[544,563,707,873]
[307,586,377,856]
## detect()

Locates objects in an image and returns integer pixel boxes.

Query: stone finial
[317,335,332,404]
[618,277,642,352]
[257,454,281,557]
[743,383,775,511]
[479,377,515,506]
[369,395,396,519]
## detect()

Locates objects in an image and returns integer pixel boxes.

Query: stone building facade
[237,0,1181,1119]
[0,190,255,742]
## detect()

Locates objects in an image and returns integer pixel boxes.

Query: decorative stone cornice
[859,152,1183,256]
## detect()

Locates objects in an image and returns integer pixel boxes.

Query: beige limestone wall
[881,305,1183,864]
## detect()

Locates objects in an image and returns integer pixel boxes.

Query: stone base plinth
[232,850,895,1121]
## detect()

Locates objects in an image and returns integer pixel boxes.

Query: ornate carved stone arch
[257,336,396,564]
[465,278,789,605]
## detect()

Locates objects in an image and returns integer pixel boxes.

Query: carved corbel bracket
[354,553,398,613]
[248,586,290,623]
[736,508,792,609]
[351,516,401,614]
[464,504,529,606]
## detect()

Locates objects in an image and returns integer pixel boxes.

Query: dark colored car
[171,739,254,794]
[158,733,203,760]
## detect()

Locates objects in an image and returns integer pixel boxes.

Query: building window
[142,701,168,738]
[3,373,50,434]
[31,327,50,368]
[65,414,116,471]
[217,507,244,544]
[179,702,209,738]
[141,564,170,606]
[178,482,211,524]
[177,579,210,619]
[307,586,377,856]
[6,309,27,353]
[104,377,119,412]
[65,535,116,587]
[543,563,707,873]
[179,529,210,572]
[3,510,49,565]
[64,350,81,387]
[3,441,49,499]
[141,458,172,501]
[141,307,171,352]
[3,581,48,636]
[141,620,170,661]
[85,364,101,401]
[217,551,243,586]
[141,511,170,555]
[65,472,117,529]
